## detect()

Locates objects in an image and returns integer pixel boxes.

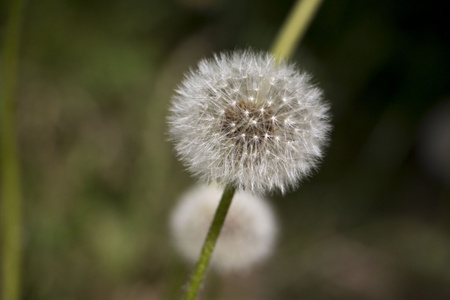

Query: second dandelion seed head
[168,50,331,194]
[170,185,277,273]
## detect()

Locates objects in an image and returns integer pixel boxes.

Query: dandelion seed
[170,185,277,273]
[168,50,331,193]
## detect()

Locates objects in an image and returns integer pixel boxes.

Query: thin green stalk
[180,1,323,299]
[271,0,323,61]
[1,0,26,299]
[182,184,236,300]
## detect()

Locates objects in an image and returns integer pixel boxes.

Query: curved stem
[182,184,236,300]
[271,0,323,61]
[179,2,324,299]
[1,0,26,299]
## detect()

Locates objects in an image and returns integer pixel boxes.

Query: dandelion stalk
[182,184,235,300]
[271,0,323,61]
[178,1,325,299]
[1,0,25,299]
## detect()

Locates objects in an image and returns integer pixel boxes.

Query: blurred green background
[1,0,450,299]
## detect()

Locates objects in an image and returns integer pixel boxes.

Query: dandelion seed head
[170,185,277,273]
[168,50,331,193]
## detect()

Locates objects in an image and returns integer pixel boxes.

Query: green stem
[271,0,323,61]
[182,184,236,300]
[179,1,324,299]
[1,0,26,299]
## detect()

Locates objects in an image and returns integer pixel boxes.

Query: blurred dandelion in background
[170,184,277,273]
[417,99,450,186]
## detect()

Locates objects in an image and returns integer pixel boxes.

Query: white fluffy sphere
[170,185,277,273]
[168,50,331,193]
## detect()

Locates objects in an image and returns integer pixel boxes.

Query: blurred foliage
[0,0,449,299]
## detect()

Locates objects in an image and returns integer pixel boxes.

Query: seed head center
[222,101,275,143]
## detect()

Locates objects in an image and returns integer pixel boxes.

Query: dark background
[1,0,449,299]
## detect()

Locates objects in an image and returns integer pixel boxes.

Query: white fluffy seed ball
[168,50,331,194]
[170,185,277,273]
